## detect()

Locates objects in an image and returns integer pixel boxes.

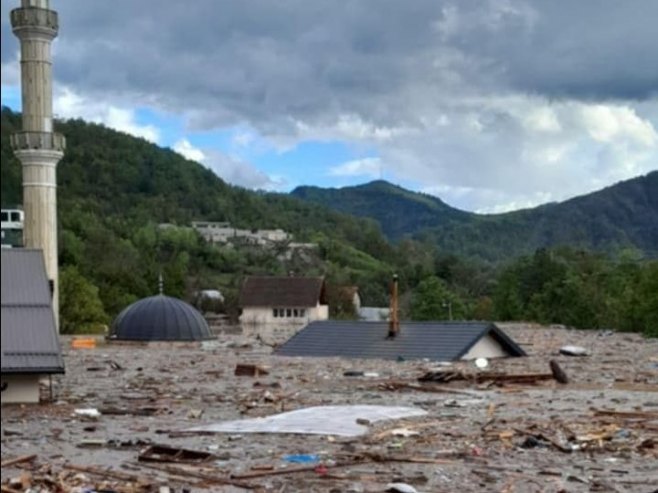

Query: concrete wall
[1,374,41,404]
[461,334,510,360]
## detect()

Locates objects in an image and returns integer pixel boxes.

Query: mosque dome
[110,295,213,341]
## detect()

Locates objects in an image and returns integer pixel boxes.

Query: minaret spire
[10,0,65,330]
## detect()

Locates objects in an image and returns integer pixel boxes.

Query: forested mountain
[2,106,655,337]
[292,173,658,261]
[292,180,473,240]
[1,106,395,325]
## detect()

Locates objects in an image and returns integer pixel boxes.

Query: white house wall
[240,304,328,326]
[1,374,41,404]
[461,334,510,360]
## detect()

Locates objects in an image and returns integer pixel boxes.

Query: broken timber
[0,454,37,468]
[234,363,269,377]
[418,370,556,385]
[138,444,214,464]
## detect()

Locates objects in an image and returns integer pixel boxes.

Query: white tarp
[186,405,427,437]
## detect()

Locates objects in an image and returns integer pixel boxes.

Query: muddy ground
[2,324,657,493]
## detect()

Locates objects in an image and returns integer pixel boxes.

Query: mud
[2,324,657,492]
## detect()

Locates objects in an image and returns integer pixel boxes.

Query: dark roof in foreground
[239,276,326,307]
[110,295,214,341]
[275,321,526,361]
[1,249,64,374]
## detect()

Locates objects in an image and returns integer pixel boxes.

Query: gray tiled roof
[239,276,326,307]
[1,249,64,374]
[275,321,526,361]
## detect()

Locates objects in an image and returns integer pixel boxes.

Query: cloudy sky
[2,0,656,212]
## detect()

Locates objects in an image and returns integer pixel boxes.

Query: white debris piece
[559,345,589,356]
[187,405,427,437]
[73,408,100,418]
[386,483,419,493]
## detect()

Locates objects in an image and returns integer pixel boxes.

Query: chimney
[387,274,400,338]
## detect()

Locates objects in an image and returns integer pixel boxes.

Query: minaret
[10,0,65,330]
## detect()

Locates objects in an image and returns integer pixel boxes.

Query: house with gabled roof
[1,249,64,404]
[239,276,328,327]
[275,320,526,362]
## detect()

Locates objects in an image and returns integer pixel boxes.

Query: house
[1,249,64,404]
[275,320,526,361]
[192,222,290,246]
[239,276,328,326]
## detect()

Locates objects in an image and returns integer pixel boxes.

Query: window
[273,308,278,318]
[286,308,292,317]
[10,212,21,222]
[300,309,306,317]
[1,212,8,222]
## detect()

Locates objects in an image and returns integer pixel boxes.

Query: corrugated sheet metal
[1,249,64,374]
[275,321,526,361]
[239,276,326,307]
[1,249,52,306]
[110,295,214,341]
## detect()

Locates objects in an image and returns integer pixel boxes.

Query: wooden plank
[1,454,37,468]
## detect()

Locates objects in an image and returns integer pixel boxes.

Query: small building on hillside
[239,276,329,327]
[109,295,214,342]
[1,249,64,404]
[192,222,290,246]
[1,208,24,248]
[275,321,526,362]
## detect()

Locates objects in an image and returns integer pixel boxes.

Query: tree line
[1,107,655,337]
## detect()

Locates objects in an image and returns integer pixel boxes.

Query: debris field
[2,324,657,492]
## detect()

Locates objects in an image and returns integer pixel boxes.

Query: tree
[411,276,466,321]
[60,266,109,334]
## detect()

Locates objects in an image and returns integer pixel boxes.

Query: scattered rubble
[2,324,657,492]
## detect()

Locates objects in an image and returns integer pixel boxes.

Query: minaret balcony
[10,7,58,34]
[11,131,65,152]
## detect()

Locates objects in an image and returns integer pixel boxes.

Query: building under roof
[275,321,526,361]
[110,295,214,342]
[1,249,64,404]
[239,276,326,308]
[239,276,328,327]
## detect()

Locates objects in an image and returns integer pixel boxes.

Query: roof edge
[1,367,65,375]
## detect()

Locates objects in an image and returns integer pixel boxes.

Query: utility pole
[443,300,453,321]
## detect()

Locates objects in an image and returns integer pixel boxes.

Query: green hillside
[292,173,658,261]
[0,106,395,327]
[292,180,473,240]
[2,106,656,337]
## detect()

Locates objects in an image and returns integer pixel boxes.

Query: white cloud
[3,0,657,213]
[328,157,382,178]
[580,104,657,146]
[54,87,161,143]
[376,97,657,212]
[173,138,205,162]
[203,150,284,191]
[231,129,256,148]
[522,106,561,133]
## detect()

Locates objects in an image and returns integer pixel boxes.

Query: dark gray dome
[110,295,213,341]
